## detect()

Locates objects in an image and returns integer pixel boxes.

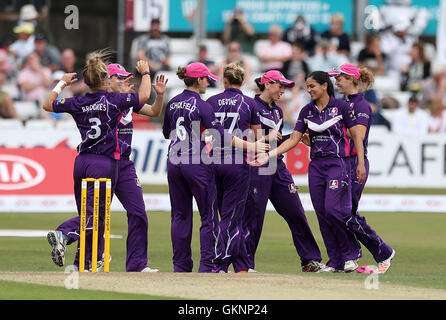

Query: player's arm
[252,130,302,166]
[135,60,152,104]
[349,125,366,184]
[137,74,168,117]
[43,73,77,112]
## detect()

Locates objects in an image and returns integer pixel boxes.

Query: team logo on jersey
[135,177,141,188]
[349,102,354,109]
[59,98,65,104]
[329,179,339,190]
[274,109,281,120]
[329,107,338,117]
[288,183,297,193]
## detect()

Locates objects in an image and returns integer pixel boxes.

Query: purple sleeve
[352,101,371,127]
[133,102,145,114]
[162,105,171,139]
[338,100,356,129]
[52,97,76,114]
[112,92,140,111]
[294,106,308,133]
[250,102,261,126]
[201,102,224,136]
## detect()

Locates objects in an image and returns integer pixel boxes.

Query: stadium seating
[13,101,40,120]
[55,119,77,131]
[24,119,54,130]
[0,118,23,129]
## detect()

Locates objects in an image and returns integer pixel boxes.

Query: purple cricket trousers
[214,162,250,273]
[346,156,393,263]
[240,159,322,270]
[167,159,221,273]
[308,157,362,270]
[57,153,118,268]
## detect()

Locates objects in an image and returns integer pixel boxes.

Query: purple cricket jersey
[53,90,139,160]
[206,88,258,162]
[294,96,356,160]
[162,89,226,163]
[117,103,144,159]
[251,94,284,160]
[345,93,371,157]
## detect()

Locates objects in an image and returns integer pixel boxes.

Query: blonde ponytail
[82,49,111,90]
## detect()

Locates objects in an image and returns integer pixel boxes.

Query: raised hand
[153,74,168,95]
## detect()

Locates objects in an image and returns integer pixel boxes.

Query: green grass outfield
[1,208,446,299]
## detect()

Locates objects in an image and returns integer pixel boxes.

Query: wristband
[52,80,67,95]
[141,71,150,77]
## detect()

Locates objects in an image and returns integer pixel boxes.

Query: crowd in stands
[1,4,445,135]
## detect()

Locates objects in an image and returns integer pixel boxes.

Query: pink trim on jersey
[342,124,351,157]
[113,112,123,160]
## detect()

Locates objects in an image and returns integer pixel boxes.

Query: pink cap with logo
[184,62,218,82]
[107,63,133,79]
[259,70,295,88]
[327,63,360,79]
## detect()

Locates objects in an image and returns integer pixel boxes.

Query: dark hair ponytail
[307,71,335,97]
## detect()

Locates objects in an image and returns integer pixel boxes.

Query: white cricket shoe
[247,268,257,273]
[377,249,395,274]
[344,259,359,273]
[141,267,160,273]
[317,266,338,273]
[47,231,67,267]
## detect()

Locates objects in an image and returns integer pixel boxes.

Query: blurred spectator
[282,42,309,86]
[391,94,429,134]
[222,8,255,54]
[60,48,87,96]
[0,71,19,119]
[132,18,170,79]
[321,14,350,56]
[17,51,51,105]
[282,77,310,131]
[0,49,12,76]
[358,33,387,76]
[8,22,35,68]
[34,33,61,72]
[18,4,39,27]
[218,41,252,87]
[400,41,431,92]
[365,89,391,129]
[380,16,415,80]
[283,15,319,56]
[190,43,218,88]
[307,38,348,73]
[258,25,292,72]
[421,63,446,108]
[427,98,446,133]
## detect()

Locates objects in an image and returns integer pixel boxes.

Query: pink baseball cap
[184,62,218,82]
[327,63,360,79]
[107,63,133,79]
[259,70,295,88]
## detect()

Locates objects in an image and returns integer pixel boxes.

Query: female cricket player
[101,63,168,272]
[243,70,324,273]
[328,63,395,273]
[205,63,259,273]
[44,50,151,270]
[162,62,267,273]
[252,71,364,272]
